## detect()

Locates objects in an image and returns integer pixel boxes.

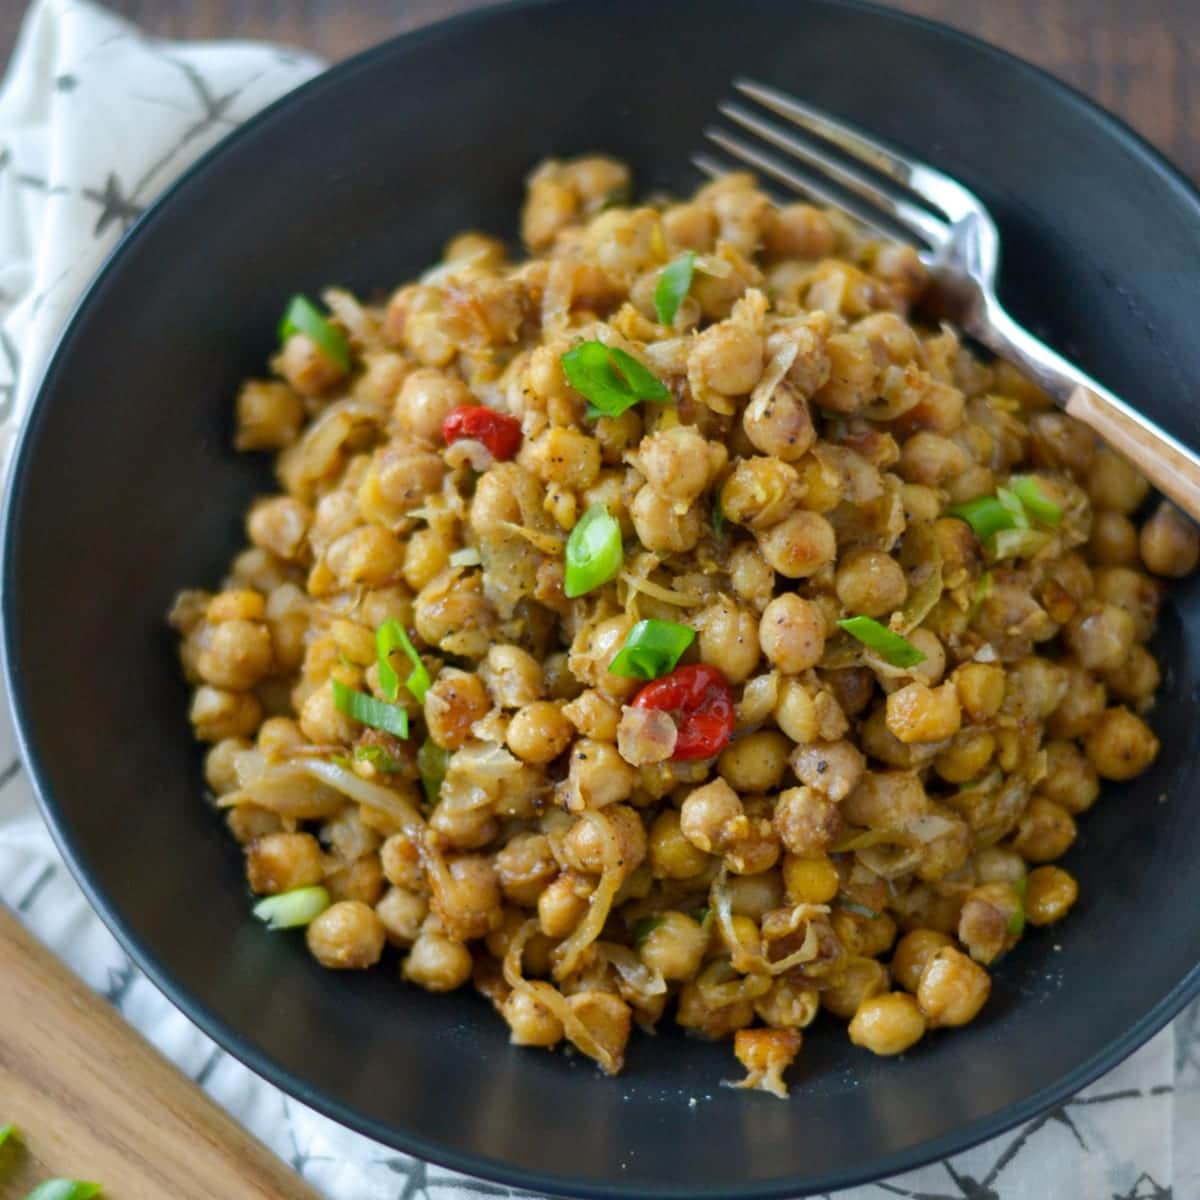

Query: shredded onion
[897,522,944,635]
[496,521,564,555]
[294,759,424,832]
[618,571,703,608]
[322,287,382,350]
[444,438,495,472]
[749,339,799,411]
[216,762,348,820]
[552,811,626,981]
[694,253,733,279]
[602,943,667,1000]
[711,867,825,976]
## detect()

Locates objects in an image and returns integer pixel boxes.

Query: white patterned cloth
[0,2,1194,1197]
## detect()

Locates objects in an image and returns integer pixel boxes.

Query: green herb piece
[950,495,1019,541]
[608,619,696,681]
[353,744,403,773]
[654,251,696,325]
[836,616,926,668]
[22,1184,103,1200]
[990,528,1052,561]
[331,679,409,739]
[418,739,450,806]
[633,916,665,947]
[253,886,330,930]
[1009,475,1062,525]
[448,546,482,567]
[278,294,350,372]
[564,504,623,598]
[837,894,881,920]
[1014,876,1029,899]
[995,486,1031,529]
[376,620,430,704]
[560,341,671,419]
[0,1124,14,1148]
[690,907,711,925]
[969,571,993,620]
[1007,905,1026,937]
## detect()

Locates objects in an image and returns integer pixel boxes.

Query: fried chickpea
[890,929,954,994]
[235,380,304,451]
[246,832,324,895]
[763,203,836,258]
[1102,642,1161,705]
[1025,866,1079,925]
[1088,510,1139,566]
[424,670,490,751]
[1084,706,1160,780]
[638,911,709,980]
[822,959,889,1020]
[720,457,804,531]
[719,730,790,792]
[630,483,704,553]
[1064,602,1136,673]
[506,701,573,764]
[648,810,711,880]
[527,426,602,490]
[952,663,1006,722]
[973,846,1026,885]
[504,988,565,1047]
[1140,501,1200,578]
[403,931,473,991]
[306,901,386,970]
[690,320,764,396]
[638,425,721,506]
[494,833,558,907]
[376,886,428,947]
[196,619,273,691]
[1086,446,1149,514]
[204,737,248,795]
[759,594,826,673]
[1037,741,1101,814]
[934,728,995,784]
[537,873,591,938]
[779,855,838,906]
[191,686,263,742]
[773,787,841,857]
[1012,797,1077,863]
[561,805,646,875]
[698,597,761,684]
[567,738,638,810]
[481,645,544,709]
[1093,565,1160,643]
[757,511,837,578]
[680,779,743,853]
[897,432,970,486]
[729,542,776,611]
[562,689,621,742]
[916,946,991,1028]
[957,882,1022,965]
[835,549,908,618]
[743,380,817,461]
[848,992,926,1056]
[886,681,961,744]
[774,678,818,744]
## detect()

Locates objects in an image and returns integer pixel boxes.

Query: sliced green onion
[564,504,623,598]
[352,744,403,773]
[253,886,330,930]
[654,251,696,325]
[0,1123,14,1148]
[560,341,671,419]
[950,495,1019,541]
[1014,876,1029,899]
[995,486,1031,529]
[376,620,430,704]
[331,679,409,739]
[990,528,1052,562]
[837,894,881,920]
[1007,904,1026,937]
[22,1184,103,1200]
[633,916,665,947]
[608,619,696,680]
[278,294,350,372]
[969,571,993,620]
[690,906,711,925]
[418,739,450,805]
[1009,475,1062,525]
[448,546,482,567]
[836,616,926,668]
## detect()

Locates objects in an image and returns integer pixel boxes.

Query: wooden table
[1,0,1198,180]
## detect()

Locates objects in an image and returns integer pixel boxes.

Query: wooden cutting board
[0,905,323,1199]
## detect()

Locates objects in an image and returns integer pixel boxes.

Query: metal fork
[698,79,1200,522]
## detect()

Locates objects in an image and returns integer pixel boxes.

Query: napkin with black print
[0,2,1195,1197]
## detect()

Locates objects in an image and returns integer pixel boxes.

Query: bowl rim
[4,1,1200,1196]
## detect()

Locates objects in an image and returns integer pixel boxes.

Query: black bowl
[5,1,1200,1196]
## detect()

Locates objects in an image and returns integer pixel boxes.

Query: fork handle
[974,303,1200,524]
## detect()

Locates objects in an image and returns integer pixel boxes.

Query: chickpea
[781,854,840,905]
[691,321,765,397]
[1088,510,1139,566]
[757,511,837,578]
[204,737,249,795]
[916,946,991,1028]
[226,804,281,845]
[1037,741,1101,814]
[376,886,428,947]
[1045,666,1106,740]
[327,858,385,910]
[755,980,820,1030]
[1102,642,1161,705]
[719,730,790,792]
[1086,446,1149,514]
[720,457,804,530]
[276,332,348,396]
[538,873,591,938]
[822,959,889,1020]
[1025,865,1079,926]
[680,779,742,853]
[561,805,646,875]
[973,845,1026,885]
[506,701,573,764]
[774,678,818,743]
[886,681,961,744]
[504,987,564,1047]
[811,332,875,413]
[630,483,704,553]
[729,542,776,611]
[1093,565,1160,643]
[848,992,926,1055]
[235,379,305,450]
[1029,411,1094,476]
[790,740,865,802]
[663,201,718,251]
[1012,797,1077,863]
[759,594,826,673]
[328,525,407,589]
[698,597,761,684]
[526,426,602,490]
[841,768,929,828]
[480,645,544,709]
[648,809,711,879]
[1140,501,1200,578]
[1084,706,1160,780]
[247,497,311,562]
[835,548,908,618]
[190,685,263,742]
[773,787,841,857]
[196,619,274,691]
[957,881,1022,965]
[306,901,386,970]
[934,728,995,784]
[638,911,709,980]
[566,738,638,810]
[429,804,498,851]
[431,855,501,942]
[424,670,490,750]
[1064,602,1136,673]
[246,832,324,895]
[897,432,970,486]
[638,425,722,506]
[743,380,817,461]
[562,689,621,742]
[890,929,953,994]
[380,832,423,891]
[493,832,558,907]
[763,203,835,258]
[570,615,638,697]
[403,931,473,991]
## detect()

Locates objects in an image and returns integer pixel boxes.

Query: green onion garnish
[654,251,696,325]
[1007,906,1026,937]
[560,341,671,419]
[1014,876,1029,898]
[418,739,450,805]
[633,915,665,946]
[278,294,350,372]
[990,528,1052,561]
[837,616,926,668]
[608,619,695,680]
[1009,475,1062,525]
[23,1181,103,1199]
[564,504,623,598]
[690,906,711,925]
[331,679,409,739]
[837,894,881,920]
[352,744,403,773]
[969,570,993,620]
[448,546,482,567]
[949,495,1019,541]
[376,620,431,704]
[0,1123,14,1148]
[995,486,1031,529]
[253,886,330,930]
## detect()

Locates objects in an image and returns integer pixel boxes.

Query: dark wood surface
[2,0,1199,180]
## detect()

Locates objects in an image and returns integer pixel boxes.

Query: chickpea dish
[171,156,1196,1096]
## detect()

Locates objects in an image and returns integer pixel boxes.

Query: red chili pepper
[442,405,522,461]
[631,663,735,760]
